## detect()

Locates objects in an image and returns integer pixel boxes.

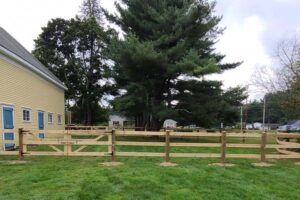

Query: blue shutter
[4,132,15,150]
[3,107,14,129]
[38,133,45,139]
[38,112,44,130]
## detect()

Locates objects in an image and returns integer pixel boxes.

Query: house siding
[0,56,65,150]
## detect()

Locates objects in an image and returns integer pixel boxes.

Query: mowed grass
[0,136,300,200]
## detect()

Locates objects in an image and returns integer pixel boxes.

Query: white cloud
[0,1,118,51]
[209,15,271,99]
[0,0,83,51]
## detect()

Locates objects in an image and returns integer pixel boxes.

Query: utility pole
[240,106,243,132]
[263,97,266,131]
[245,99,248,130]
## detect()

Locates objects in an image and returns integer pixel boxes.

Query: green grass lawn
[0,136,300,200]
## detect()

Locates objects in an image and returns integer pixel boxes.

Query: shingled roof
[0,27,66,90]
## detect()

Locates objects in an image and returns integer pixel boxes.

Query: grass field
[0,136,300,200]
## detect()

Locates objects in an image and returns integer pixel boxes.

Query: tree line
[249,36,300,124]
[33,0,247,130]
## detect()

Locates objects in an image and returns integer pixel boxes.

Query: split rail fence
[1,129,300,164]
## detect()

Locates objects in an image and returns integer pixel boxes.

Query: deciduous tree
[33,17,115,125]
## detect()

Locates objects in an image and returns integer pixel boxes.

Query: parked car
[278,120,300,132]
[290,126,300,132]
[277,125,291,132]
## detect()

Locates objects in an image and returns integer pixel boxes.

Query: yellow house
[0,27,67,151]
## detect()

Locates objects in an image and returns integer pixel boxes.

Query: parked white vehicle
[277,125,291,132]
[163,119,177,128]
[278,120,300,132]
[290,126,300,131]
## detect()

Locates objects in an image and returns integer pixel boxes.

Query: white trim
[0,103,15,107]
[0,46,67,90]
[21,106,32,110]
[22,107,32,123]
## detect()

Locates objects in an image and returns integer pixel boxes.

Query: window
[48,113,53,124]
[22,108,31,122]
[113,121,120,126]
[38,133,45,139]
[4,132,15,150]
[58,114,62,125]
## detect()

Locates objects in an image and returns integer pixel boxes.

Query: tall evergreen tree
[106,0,242,130]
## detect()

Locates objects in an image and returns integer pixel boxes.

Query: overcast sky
[1,0,300,99]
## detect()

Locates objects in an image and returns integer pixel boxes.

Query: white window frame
[48,113,53,124]
[57,114,62,125]
[22,107,32,123]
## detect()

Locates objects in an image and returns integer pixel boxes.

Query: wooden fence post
[64,131,72,156]
[18,128,24,160]
[108,132,112,153]
[221,131,226,164]
[165,131,171,163]
[260,131,267,163]
[111,129,116,162]
[23,132,27,154]
[242,130,246,143]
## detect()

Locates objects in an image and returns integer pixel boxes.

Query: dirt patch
[100,162,124,167]
[159,162,178,167]
[252,162,273,167]
[295,162,300,166]
[0,160,30,165]
[209,163,235,167]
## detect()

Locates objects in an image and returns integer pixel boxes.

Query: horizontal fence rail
[0,129,300,164]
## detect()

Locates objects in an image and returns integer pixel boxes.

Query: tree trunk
[135,115,145,131]
[149,118,162,131]
[86,102,92,126]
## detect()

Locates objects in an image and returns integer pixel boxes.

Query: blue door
[3,107,14,129]
[3,106,15,150]
[38,112,44,130]
[38,112,44,139]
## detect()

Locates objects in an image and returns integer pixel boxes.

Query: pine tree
[107,0,243,130]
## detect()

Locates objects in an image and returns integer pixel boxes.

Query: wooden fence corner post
[64,131,72,156]
[165,131,170,163]
[68,132,72,155]
[260,131,267,163]
[18,128,24,160]
[221,131,226,164]
[111,129,116,162]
